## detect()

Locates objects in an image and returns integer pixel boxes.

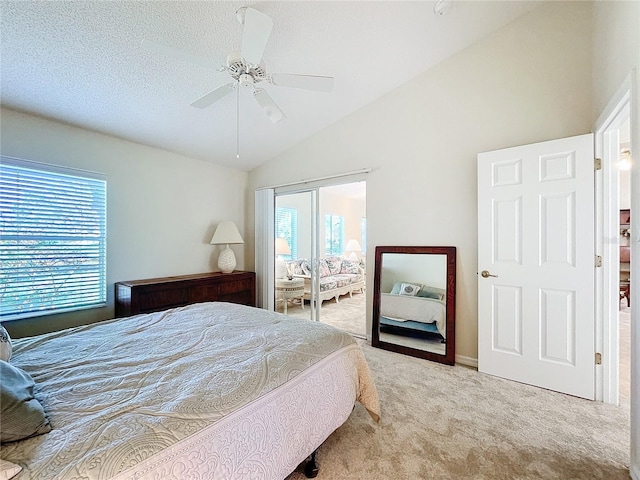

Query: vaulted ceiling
[0,1,540,171]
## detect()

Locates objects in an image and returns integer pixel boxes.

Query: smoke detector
[434,0,453,16]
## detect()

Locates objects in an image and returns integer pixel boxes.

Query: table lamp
[210,221,244,273]
[275,237,291,279]
[344,239,362,261]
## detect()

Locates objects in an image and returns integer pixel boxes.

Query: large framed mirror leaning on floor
[372,246,456,365]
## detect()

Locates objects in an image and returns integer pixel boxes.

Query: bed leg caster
[304,450,319,478]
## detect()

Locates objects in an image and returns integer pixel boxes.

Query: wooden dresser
[114,271,256,318]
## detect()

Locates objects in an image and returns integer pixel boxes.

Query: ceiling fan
[141,6,334,125]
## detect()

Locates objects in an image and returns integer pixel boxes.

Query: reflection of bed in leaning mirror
[372,246,456,365]
[380,284,446,339]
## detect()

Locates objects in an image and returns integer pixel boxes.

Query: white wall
[380,253,446,294]
[1,108,248,337]
[247,1,593,361]
[592,1,640,477]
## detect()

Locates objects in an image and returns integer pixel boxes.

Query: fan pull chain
[236,82,240,159]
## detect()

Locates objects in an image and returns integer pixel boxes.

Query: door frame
[594,77,631,405]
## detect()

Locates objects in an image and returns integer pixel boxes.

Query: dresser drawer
[138,287,189,312]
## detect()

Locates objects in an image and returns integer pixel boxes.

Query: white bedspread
[380,293,446,338]
[1,302,380,479]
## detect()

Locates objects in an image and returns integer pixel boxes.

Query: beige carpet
[286,339,630,480]
[281,294,631,479]
[277,291,366,338]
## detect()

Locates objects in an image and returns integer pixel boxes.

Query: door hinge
[595,158,602,170]
[595,352,602,365]
[595,255,602,267]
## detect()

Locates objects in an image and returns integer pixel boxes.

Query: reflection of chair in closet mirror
[275,278,305,314]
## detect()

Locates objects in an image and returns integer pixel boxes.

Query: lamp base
[218,245,236,273]
[275,256,288,279]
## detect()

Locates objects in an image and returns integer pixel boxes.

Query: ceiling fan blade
[190,83,236,109]
[239,7,273,66]
[270,73,334,93]
[254,88,285,124]
[140,39,219,70]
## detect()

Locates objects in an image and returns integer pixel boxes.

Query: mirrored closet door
[273,181,367,337]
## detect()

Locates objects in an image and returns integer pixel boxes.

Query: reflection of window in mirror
[325,214,344,255]
[276,207,297,260]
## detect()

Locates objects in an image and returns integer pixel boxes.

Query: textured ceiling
[0,1,540,171]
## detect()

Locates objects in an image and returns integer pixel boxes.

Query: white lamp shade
[344,239,362,252]
[275,237,291,255]
[210,221,244,245]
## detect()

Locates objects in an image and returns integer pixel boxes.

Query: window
[0,157,107,319]
[325,214,344,255]
[275,207,297,260]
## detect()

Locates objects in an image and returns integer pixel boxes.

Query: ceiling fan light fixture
[239,73,254,88]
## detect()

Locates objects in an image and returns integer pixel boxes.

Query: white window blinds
[0,157,107,319]
[275,207,297,260]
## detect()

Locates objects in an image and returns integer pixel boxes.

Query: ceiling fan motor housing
[226,53,266,84]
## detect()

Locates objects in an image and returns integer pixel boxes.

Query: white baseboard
[455,354,478,368]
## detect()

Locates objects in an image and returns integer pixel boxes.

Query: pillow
[340,259,360,274]
[399,283,421,296]
[417,290,441,300]
[0,360,52,443]
[288,259,310,276]
[325,256,342,275]
[0,325,12,362]
[317,259,331,278]
[0,459,22,480]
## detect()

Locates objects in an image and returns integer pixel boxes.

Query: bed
[379,289,446,340]
[0,302,380,479]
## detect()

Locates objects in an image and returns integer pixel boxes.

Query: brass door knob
[481,270,498,278]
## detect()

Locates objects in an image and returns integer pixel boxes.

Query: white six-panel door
[477,134,595,400]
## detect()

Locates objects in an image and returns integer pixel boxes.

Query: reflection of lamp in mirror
[210,221,244,273]
[344,239,362,261]
[275,237,291,279]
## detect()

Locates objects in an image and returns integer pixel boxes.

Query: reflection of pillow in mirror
[399,283,421,296]
[417,290,441,299]
[389,282,401,295]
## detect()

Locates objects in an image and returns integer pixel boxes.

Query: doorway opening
[615,119,631,401]
[595,84,631,405]
[273,181,367,338]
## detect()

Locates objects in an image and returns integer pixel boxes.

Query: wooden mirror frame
[371,246,456,365]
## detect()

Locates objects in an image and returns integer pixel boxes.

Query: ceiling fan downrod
[236,81,240,159]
